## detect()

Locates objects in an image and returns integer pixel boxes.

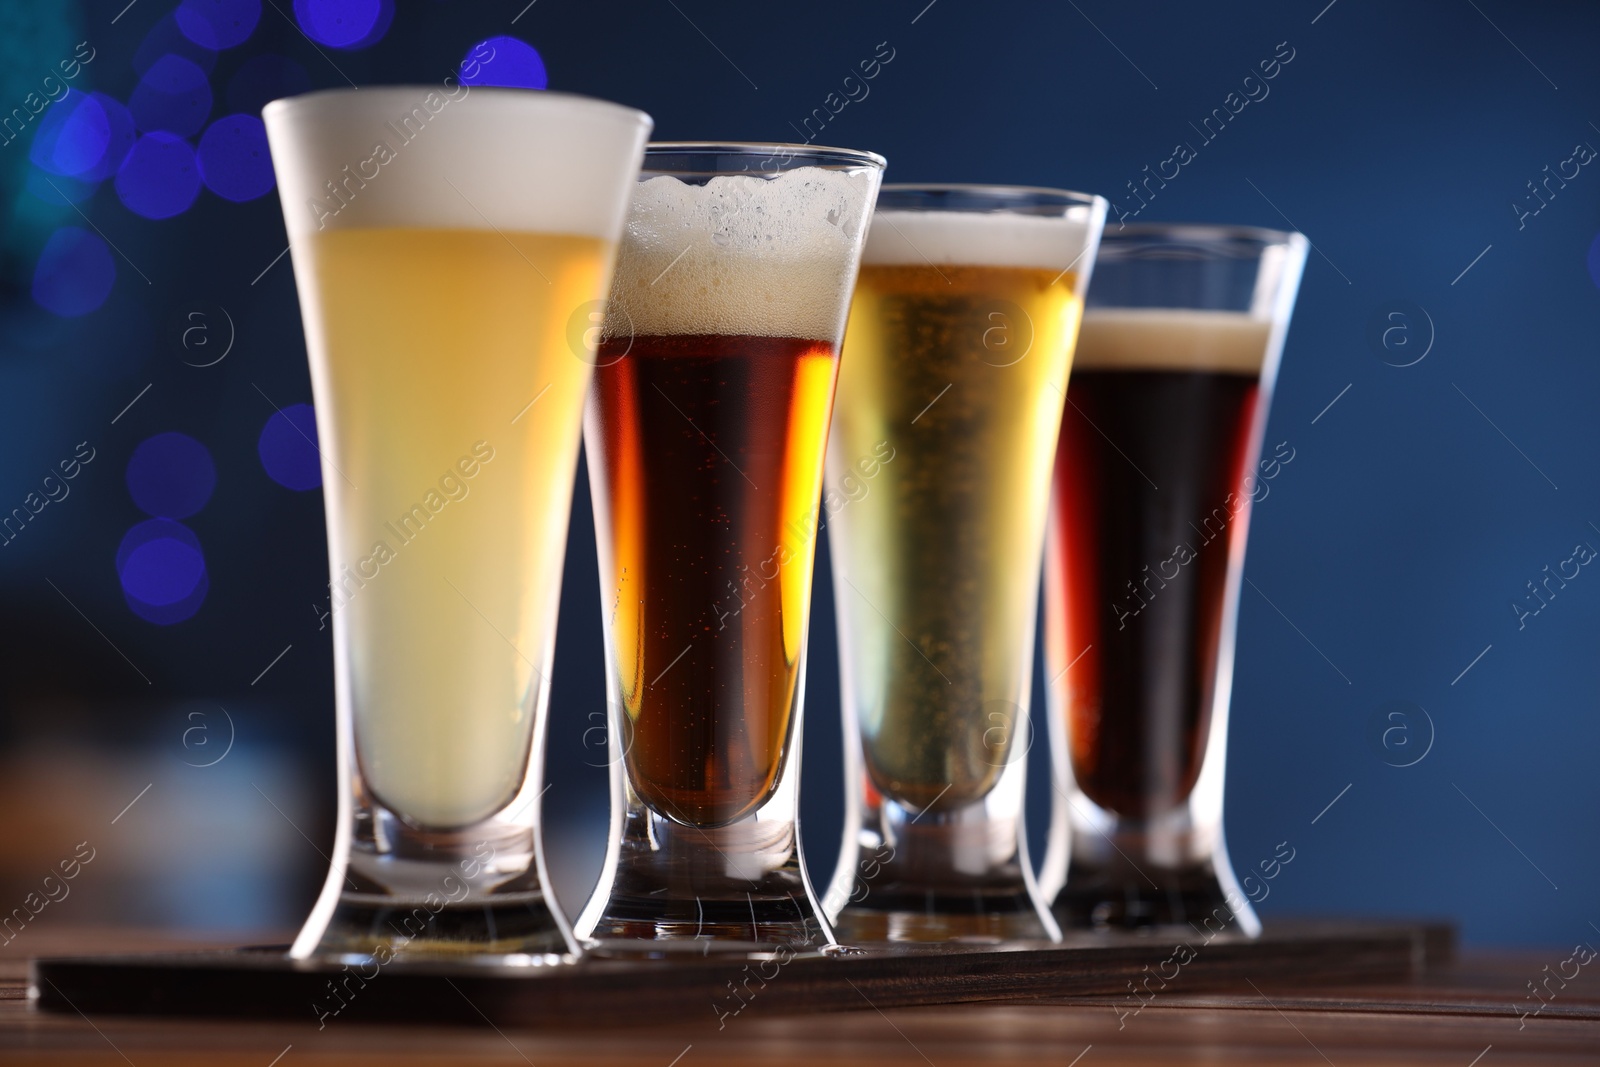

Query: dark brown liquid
[1047,369,1259,818]
[586,333,838,828]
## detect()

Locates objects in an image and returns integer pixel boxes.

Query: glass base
[306,891,573,962]
[579,805,831,955]
[291,791,576,963]
[825,790,1059,946]
[1051,858,1259,935]
[1046,793,1260,937]
[832,887,1055,945]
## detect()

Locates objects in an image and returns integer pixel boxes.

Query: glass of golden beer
[578,143,884,954]
[1037,225,1308,936]
[262,87,650,962]
[823,185,1106,944]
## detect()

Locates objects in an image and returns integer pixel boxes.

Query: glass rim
[261,86,652,131]
[1101,221,1307,249]
[644,141,886,170]
[876,182,1105,209]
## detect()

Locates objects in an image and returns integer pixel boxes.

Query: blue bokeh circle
[129,53,213,137]
[126,431,217,519]
[292,0,393,50]
[116,132,202,219]
[31,227,115,317]
[175,0,262,50]
[197,113,275,201]
[258,403,322,491]
[459,36,548,89]
[117,519,209,624]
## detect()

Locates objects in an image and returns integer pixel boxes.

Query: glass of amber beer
[823,185,1106,944]
[263,88,650,961]
[1038,225,1308,935]
[578,143,884,953]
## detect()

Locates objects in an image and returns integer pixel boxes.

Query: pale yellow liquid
[299,228,610,828]
[830,264,1082,811]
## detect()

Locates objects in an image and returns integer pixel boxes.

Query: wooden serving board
[31,921,1448,1031]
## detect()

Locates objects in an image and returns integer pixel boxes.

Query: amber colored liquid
[586,333,838,828]
[830,263,1082,812]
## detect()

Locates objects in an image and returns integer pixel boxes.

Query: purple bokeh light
[126,432,217,519]
[118,519,209,624]
[31,227,115,317]
[82,94,137,181]
[459,36,548,90]
[292,0,393,50]
[198,114,274,201]
[258,403,322,491]
[176,0,261,50]
[129,54,213,137]
[134,12,217,75]
[28,91,121,177]
[116,132,201,219]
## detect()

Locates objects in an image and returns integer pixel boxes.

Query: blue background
[0,0,1595,946]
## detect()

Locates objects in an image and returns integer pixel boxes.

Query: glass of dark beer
[1038,224,1308,935]
[578,143,884,953]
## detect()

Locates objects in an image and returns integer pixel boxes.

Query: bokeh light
[87,94,136,180]
[130,54,213,137]
[258,404,322,491]
[293,0,393,50]
[126,432,217,519]
[134,12,218,75]
[198,114,274,201]
[227,54,311,113]
[27,91,130,178]
[116,132,202,219]
[176,0,261,50]
[117,519,209,624]
[31,228,115,317]
[459,36,548,90]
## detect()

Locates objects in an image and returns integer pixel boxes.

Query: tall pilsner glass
[1038,225,1308,934]
[264,88,650,961]
[824,185,1106,944]
[579,143,884,953]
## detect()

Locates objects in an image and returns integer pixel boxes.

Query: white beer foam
[263,88,650,239]
[604,166,877,340]
[862,209,1095,271]
[1074,308,1272,374]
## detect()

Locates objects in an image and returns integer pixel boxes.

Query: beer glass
[263,87,650,962]
[1038,225,1308,934]
[578,143,885,953]
[823,185,1106,944]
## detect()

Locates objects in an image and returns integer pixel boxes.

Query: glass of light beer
[578,143,884,953]
[1038,225,1308,935]
[262,87,650,961]
[823,185,1106,944]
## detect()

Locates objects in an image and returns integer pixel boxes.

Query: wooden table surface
[2,930,1596,1065]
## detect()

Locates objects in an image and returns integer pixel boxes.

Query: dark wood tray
[32,921,1450,1031]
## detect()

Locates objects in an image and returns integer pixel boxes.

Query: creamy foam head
[263,88,650,239]
[862,210,1095,270]
[603,166,879,340]
[1074,308,1272,374]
